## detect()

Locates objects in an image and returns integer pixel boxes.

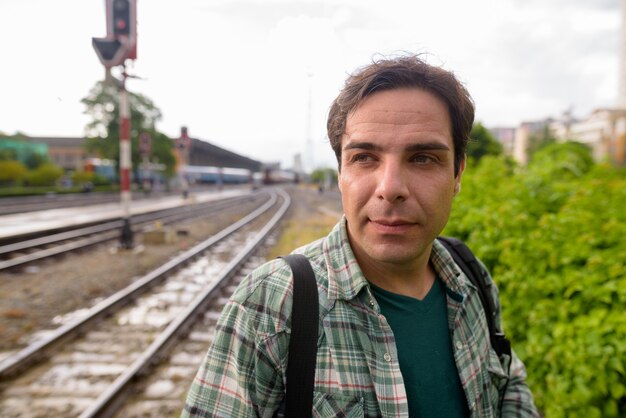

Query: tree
[467,122,503,163]
[81,81,175,179]
[23,151,48,170]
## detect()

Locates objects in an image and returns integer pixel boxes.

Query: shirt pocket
[312,391,364,418]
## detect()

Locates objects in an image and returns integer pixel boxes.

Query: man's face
[338,88,464,272]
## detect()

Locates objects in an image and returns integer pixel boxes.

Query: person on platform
[181,54,539,417]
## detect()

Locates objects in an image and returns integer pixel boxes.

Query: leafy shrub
[445,143,626,417]
[0,160,27,185]
[91,173,111,186]
[23,163,64,187]
[71,170,94,185]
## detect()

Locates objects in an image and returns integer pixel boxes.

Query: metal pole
[181,147,189,199]
[119,69,134,248]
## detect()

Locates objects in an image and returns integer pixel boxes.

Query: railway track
[0,192,267,271]
[0,186,223,216]
[0,188,291,417]
[0,193,120,216]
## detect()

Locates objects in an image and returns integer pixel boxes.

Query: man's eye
[353,154,373,162]
[412,155,436,164]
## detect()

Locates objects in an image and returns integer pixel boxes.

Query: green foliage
[0,148,17,161]
[71,170,94,185]
[528,141,594,180]
[23,163,64,187]
[81,81,175,178]
[527,125,557,157]
[23,150,49,169]
[467,122,503,163]
[310,168,338,184]
[445,143,626,417]
[0,160,27,185]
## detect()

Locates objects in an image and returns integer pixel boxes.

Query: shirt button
[369,298,375,307]
[455,341,463,350]
[383,352,391,362]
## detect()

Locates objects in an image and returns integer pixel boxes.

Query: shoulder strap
[280,254,319,418]
[436,237,511,362]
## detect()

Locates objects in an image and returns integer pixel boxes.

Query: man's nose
[375,161,409,202]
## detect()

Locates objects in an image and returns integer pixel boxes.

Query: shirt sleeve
[180,297,285,418]
[501,349,541,417]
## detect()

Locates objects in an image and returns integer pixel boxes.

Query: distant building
[503,110,626,166]
[20,137,87,170]
[0,138,49,165]
[187,137,262,171]
[556,109,626,164]
[511,118,554,166]
[489,127,516,155]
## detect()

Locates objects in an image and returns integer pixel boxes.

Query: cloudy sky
[0,0,621,169]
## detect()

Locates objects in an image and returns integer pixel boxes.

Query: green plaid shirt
[182,218,539,417]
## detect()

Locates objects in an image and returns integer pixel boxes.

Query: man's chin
[365,245,427,266]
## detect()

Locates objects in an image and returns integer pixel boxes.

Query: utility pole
[176,127,191,199]
[118,70,133,247]
[92,0,138,249]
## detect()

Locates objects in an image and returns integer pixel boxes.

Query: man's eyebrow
[343,141,451,152]
[343,141,380,151]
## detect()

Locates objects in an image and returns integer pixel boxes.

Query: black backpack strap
[280,254,319,418]
[436,237,511,363]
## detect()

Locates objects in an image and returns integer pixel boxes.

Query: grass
[267,214,338,259]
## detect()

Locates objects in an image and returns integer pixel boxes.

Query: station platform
[0,189,249,240]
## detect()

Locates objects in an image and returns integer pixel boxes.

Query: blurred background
[0,1,624,417]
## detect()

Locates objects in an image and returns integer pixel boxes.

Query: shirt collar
[430,238,471,302]
[323,216,370,303]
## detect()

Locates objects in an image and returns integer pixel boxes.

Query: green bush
[445,143,626,417]
[0,160,27,185]
[71,170,94,185]
[23,163,64,187]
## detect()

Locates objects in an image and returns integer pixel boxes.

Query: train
[184,165,299,186]
[182,165,252,184]
[82,159,299,187]
[84,158,117,183]
[262,168,299,184]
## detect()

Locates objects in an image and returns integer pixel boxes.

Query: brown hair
[327,55,475,175]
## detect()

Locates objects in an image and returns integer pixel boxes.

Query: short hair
[327,55,475,176]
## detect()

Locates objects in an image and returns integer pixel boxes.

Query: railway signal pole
[92,0,138,249]
[176,127,192,199]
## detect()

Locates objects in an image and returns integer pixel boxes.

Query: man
[182,55,538,417]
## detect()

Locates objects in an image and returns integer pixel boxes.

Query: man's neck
[357,251,437,301]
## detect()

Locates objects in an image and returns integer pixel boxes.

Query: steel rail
[78,188,291,418]
[0,194,252,253]
[0,191,278,378]
[0,194,263,270]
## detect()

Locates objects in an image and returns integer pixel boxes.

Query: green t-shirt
[370,277,469,417]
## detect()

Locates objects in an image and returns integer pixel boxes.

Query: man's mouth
[369,218,416,233]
